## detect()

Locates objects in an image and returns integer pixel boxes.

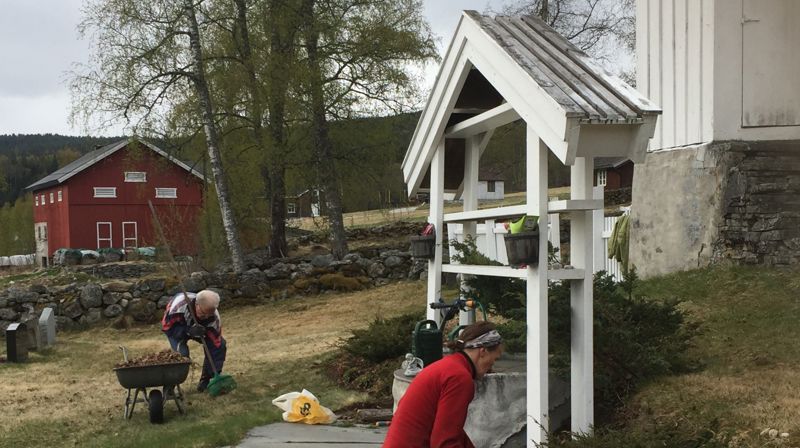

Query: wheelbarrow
[113,346,191,423]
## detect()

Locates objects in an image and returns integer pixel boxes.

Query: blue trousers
[165,328,226,381]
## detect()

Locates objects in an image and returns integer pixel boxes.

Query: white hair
[196,290,220,309]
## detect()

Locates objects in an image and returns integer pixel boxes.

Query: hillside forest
[0,119,571,258]
[2,0,628,262]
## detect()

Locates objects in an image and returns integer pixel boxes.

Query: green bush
[341,312,423,363]
[549,270,700,421]
[452,237,699,423]
[450,237,525,317]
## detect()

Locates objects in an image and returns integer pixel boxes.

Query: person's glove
[188,324,206,339]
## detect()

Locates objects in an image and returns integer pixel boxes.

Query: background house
[286,189,321,218]
[594,158,633,190]
[26,138,205,266]
[477,167,505,200]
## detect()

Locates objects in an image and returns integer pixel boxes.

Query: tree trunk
[302,0,348,259]
[263,0,298,258]
[183,0,246,272]
[232,0,286,257]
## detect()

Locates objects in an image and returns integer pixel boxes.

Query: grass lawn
[0,281,425,448]
[608,265,800,446]
[3,265,800,447]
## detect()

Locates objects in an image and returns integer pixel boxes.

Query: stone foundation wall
[714,141,800,265]
[630,140,800,278]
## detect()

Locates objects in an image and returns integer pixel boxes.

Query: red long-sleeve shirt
[383,352,477,448]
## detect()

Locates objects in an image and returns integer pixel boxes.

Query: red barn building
[26,138,205,266]
[594,157,634,190]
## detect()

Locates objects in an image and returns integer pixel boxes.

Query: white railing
[446,190,628,283]
[447,214,561,267]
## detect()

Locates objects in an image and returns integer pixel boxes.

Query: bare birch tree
[499,0,635,82]
[72,0,246,272]
[296,0,437,258]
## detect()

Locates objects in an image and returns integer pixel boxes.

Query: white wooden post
[460,135,480,326]
[570,156,595,435]
[427,140,445,325]
[484,219,497,262]
[592,186,604,273]
[526,127,549,446]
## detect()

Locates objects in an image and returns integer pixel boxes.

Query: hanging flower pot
[410,234,436,259]
[504,228,539,266]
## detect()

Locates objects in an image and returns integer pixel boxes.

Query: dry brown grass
[286,190,572,231]
[0,281,425,447]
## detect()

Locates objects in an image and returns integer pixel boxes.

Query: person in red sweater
[383,321,503,448]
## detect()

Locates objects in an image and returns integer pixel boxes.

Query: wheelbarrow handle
[118,346,129,363]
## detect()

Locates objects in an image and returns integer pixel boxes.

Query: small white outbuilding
[402,11,660,446]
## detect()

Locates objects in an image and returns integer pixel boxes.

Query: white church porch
[402,11,660,446]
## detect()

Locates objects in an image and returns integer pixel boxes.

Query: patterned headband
[462,330,503,349]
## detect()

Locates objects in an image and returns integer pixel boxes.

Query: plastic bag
[271,389,337,424]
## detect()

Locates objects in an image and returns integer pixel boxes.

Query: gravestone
[38,307,56,348]
[23,317,41,352]
[6,322,28,362]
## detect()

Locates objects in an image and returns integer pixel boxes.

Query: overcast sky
[0,0,503,136]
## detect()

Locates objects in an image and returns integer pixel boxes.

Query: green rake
[199,338,237,397]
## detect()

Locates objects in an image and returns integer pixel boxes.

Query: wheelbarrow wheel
[148,389,164,424]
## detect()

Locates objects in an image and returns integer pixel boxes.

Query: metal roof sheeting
[26,138,205,192]
[468,11,660,122]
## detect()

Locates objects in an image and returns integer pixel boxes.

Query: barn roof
[594,157,630,169]
[26,138,205,192]
[479,167,505,181]
[402,11,661,196]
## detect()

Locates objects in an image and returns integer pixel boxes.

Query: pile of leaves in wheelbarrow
[115,350,189,368]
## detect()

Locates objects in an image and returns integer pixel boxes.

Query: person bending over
[161,289,226,392]
[383,321,504,448]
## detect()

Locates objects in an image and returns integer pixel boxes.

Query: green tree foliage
[74,0,248,271]
[0,194,34,256]
[286,112,419,212]
[0,134,122,206]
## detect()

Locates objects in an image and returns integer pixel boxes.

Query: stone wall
[630,140,800,277]
[714,141,800,266]
[0,249,426,333]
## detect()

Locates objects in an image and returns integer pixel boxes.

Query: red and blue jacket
[161,293,223,348]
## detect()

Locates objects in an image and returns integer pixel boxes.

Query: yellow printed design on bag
[272,389,337,425]
[287,395,332,424]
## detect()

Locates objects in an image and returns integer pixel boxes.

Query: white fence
[447,187,626,282]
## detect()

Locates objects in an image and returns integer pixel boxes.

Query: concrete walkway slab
[234,423,387,447]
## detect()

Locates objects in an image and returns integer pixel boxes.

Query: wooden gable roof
[402,11,660,195]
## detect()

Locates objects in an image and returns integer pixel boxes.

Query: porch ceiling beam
[444,103,520,138]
